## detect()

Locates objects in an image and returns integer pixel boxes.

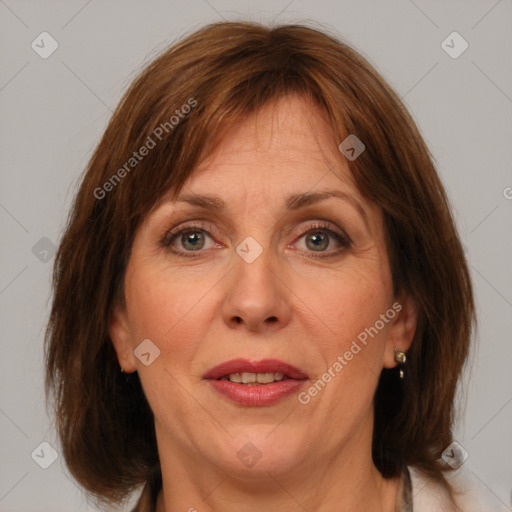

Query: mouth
[203,358,308,406]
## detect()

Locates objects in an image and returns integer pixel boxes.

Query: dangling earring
[394,348,407,379]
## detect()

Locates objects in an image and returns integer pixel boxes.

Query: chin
[207,427,310,479]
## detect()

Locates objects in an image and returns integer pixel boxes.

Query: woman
[44,21,487,511]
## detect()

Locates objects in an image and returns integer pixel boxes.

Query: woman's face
[110,94,416,481]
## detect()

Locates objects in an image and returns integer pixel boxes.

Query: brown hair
[44,20,475,507]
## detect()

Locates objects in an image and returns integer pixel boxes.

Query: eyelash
[160,221,352,259]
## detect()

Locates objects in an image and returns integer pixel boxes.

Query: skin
[109,94,418,512]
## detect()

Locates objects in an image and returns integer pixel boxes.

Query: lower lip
[207,379,306,406]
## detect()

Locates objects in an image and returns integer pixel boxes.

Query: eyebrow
[175,189,370,228]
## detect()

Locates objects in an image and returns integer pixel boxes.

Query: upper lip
[203,358,308,380]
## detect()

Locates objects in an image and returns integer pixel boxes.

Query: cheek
[297,261,393,349]
[123,266,215,434]
[126,258,200,328]
[298,295,393,439]
[292,260,393,409]
[124,263,216,367]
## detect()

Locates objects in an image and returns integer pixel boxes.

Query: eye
[293,222,352,259]
[160,221,352,259]
[160,221,218,257]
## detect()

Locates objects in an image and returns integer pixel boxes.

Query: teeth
[241,372,257,383]
[223,372,287,384]
[256,372,274,384]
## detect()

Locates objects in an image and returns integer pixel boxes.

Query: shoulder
[408,465,501,511]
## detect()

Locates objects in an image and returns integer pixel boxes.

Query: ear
[109,304,137,373]
[382,293,418,369]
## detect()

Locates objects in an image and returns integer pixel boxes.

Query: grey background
[1,1,511,511]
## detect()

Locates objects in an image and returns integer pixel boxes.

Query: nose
[221,244,292,334]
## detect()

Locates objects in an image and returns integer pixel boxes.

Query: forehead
[171,94,359,200]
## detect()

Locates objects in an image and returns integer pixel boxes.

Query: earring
[394,348,407,379]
